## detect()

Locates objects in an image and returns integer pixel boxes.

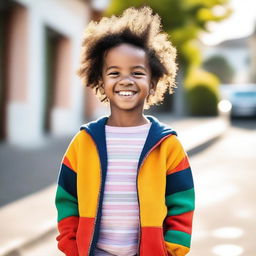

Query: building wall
[203,47,250,84]
[5,0,90,146]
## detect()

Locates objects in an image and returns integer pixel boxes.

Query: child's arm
[164,135,195,256]
[55,134,79,256]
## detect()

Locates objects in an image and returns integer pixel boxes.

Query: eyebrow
[105,66,119,71]
[105,65,147,72]
[133,65,147,71]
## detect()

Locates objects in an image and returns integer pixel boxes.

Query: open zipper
[87,135,104,256]
[87,131,174,256]
[136,134,173,256]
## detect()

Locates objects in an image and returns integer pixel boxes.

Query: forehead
[103,43,148,67]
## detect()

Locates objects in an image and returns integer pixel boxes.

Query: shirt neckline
[105,122,151,128]
[105,122,152,133]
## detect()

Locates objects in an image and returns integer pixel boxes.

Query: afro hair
[77,6,178,108]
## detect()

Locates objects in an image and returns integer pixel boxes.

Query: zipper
[87,129,174,255]
[87,136,104,256]
[136,134,173,255]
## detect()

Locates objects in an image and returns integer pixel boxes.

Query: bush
[186,85,219,116]
[185,69,220,116]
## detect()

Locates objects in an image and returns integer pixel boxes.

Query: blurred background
[0,0,255,255]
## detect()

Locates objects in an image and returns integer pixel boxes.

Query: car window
[234,91,256,98]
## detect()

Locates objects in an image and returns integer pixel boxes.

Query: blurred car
[230,86,256,118]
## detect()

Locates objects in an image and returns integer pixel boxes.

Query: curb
[0,116,230,256]
[0,186,57,256]
[178,116,229,154]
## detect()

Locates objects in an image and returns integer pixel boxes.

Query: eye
[108,72,119,76]
[133,72,145,76]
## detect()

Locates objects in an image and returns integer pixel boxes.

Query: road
[0,136,71,206]
[14,120,256,256]
[190,120,256,256]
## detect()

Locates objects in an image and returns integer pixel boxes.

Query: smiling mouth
[115,91,137,96]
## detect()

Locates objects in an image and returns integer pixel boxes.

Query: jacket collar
[80,115,177,171]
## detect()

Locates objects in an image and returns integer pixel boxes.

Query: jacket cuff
[57,235,79,256]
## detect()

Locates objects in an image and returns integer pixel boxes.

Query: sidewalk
[0,115,230,256]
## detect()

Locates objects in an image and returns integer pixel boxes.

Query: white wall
[8,0,90,146]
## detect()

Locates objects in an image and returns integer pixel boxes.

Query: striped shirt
[95,122,151,256]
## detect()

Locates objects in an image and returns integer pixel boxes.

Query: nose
[118,76,134,86]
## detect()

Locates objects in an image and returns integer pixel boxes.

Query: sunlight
[212,227,244,239]
[200,0,256,45]
[218,100,232,113]
[212,244,244,256]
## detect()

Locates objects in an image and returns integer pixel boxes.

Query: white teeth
[117,91,135,96]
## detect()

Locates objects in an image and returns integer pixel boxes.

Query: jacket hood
[80,115,177,170]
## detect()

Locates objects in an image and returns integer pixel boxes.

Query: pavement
[0,113,230,256]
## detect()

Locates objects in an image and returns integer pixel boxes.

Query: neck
[106,110,149,127]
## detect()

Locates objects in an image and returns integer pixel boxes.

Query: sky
[200,0,256,45]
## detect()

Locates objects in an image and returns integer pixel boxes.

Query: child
[55,6,195,256]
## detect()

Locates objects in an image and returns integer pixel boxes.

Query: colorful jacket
[55,116,195,256]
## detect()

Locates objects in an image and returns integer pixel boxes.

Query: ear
[98,76,104,87]
[150,78,158,91]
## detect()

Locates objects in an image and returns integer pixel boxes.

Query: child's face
[102,43,153,114]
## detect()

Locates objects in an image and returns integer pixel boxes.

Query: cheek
[102,78,113,89]
[139,78,151,91]
[103,76,117,84]
[102,80,117,95]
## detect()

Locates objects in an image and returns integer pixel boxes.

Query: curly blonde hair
[77,6,177,108]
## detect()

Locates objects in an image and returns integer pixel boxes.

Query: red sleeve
[56,216,79,256]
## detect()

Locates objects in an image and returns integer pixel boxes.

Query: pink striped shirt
[95,123,151,256]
